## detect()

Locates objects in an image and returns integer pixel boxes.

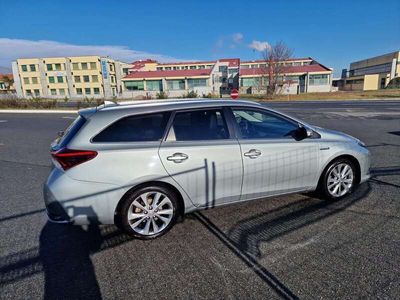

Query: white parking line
[62,116,76,119]
[0,120,8,123]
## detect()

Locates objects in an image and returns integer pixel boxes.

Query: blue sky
[1,0,399,76]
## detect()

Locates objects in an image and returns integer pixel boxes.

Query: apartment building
[121,58,240,98]
[0,74,14,93]
[340,51,400,91]
[12,56,126,99]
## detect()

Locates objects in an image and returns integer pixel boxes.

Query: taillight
[51,148,97,170]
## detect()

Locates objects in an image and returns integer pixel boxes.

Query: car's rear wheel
[119,186,179,239]
[320,158,356,200]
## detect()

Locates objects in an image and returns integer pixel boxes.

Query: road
[0,100,399,299]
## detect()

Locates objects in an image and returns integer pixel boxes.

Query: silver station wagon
[44,99,370,239]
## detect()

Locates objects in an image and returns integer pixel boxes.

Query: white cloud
[232,33,243,44]
[0,38,181,67]
[248,40,270,52]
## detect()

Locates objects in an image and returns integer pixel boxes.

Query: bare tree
[261,41,293,96]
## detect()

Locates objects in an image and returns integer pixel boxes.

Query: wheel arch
[318,154,361,188]
[114,180,185,225]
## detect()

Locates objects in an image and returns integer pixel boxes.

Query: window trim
[163,107,234,142]
[90,111,173,144]
[228,106,301,141]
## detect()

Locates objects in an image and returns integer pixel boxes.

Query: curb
[0,110,77,114]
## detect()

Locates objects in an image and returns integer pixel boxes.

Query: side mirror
[292,126,310,141]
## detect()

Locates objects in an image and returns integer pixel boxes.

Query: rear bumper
[43,167,127,225]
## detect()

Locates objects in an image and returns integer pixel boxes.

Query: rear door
[158,107,243,208]
[230,107,320,200]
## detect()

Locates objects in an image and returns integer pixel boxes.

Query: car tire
[319,158,357,200]
[118,185,179,239]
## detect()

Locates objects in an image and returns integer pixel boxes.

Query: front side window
[233,109,298,139]
[93,112,171,143]
[170,109,229,141]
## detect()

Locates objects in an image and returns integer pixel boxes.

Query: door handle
[167,152,189,163]
[244,149,261,159]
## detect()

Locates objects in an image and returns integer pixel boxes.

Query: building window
[188,78,208,88]
[206,65,213,69]
[228,68,239,75]
[76,88,83,95]
[309,74,329,85]
[23,77,30,84]
[50,89,57,95]
[47,64,53,71]
[34,89,40,97]
[251,64,258,69]
[30,65,36,72]
[219,76,227,83]
[167,79,185,90]
[81,63,88,70]
[94,87,100,94]
[219,66,228,72]
[109,64,114,72]
[189,66,196,70]
[90,62,97,69]
[156,67,163,71]
[241,65,249,69]
[83,75,90,83]
[124,80,144,91]
[26,89,32,96]
[146,80,162,91]
[111,76,115,83]
[55,63,62,71]
[59,89,65,96]
[240,77,261,87]
[199,65,205,69]
[72,63,79,70]
[165,67,172,70]
[57,76,64,83]
[49,76,55,84]
[74,76,81,83]
[21,65,28,72]
[32,77,38,84]
[85,88,91,94]
[92,75,98,82]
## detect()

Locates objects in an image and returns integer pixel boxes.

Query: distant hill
[0,66,12,74]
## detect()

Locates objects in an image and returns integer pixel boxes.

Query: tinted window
[233,109,298,139]
[93,112,170,142]
[53,116,86,150]
[171,109,229,141]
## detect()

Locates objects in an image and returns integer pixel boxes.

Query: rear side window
[169,109,229,141]
[54,116,86,150]
[93,112,171,142]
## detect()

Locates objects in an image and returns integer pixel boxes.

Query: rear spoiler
[78,100,118,119]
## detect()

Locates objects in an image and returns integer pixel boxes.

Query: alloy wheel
[327,163,354,197]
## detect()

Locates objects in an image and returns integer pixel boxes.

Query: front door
[159,108,243,208]
[231,108,320,200]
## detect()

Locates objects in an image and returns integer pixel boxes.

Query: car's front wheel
[119,186,179,239]
[320,158,356,200]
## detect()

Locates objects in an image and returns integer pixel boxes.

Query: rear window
[53,116,86,150]
[92,112,171,142]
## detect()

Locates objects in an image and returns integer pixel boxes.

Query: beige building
[341,51,400,91]
[12,56,127,99]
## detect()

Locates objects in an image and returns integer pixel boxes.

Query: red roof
[158,60,216,66]
[241,57,313,64]
[124,68,212,79]
[0,74,13,80]
[240,64,330,75]
[219,58,240,67]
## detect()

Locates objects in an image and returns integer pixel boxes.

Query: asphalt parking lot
[0,100,399,299]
